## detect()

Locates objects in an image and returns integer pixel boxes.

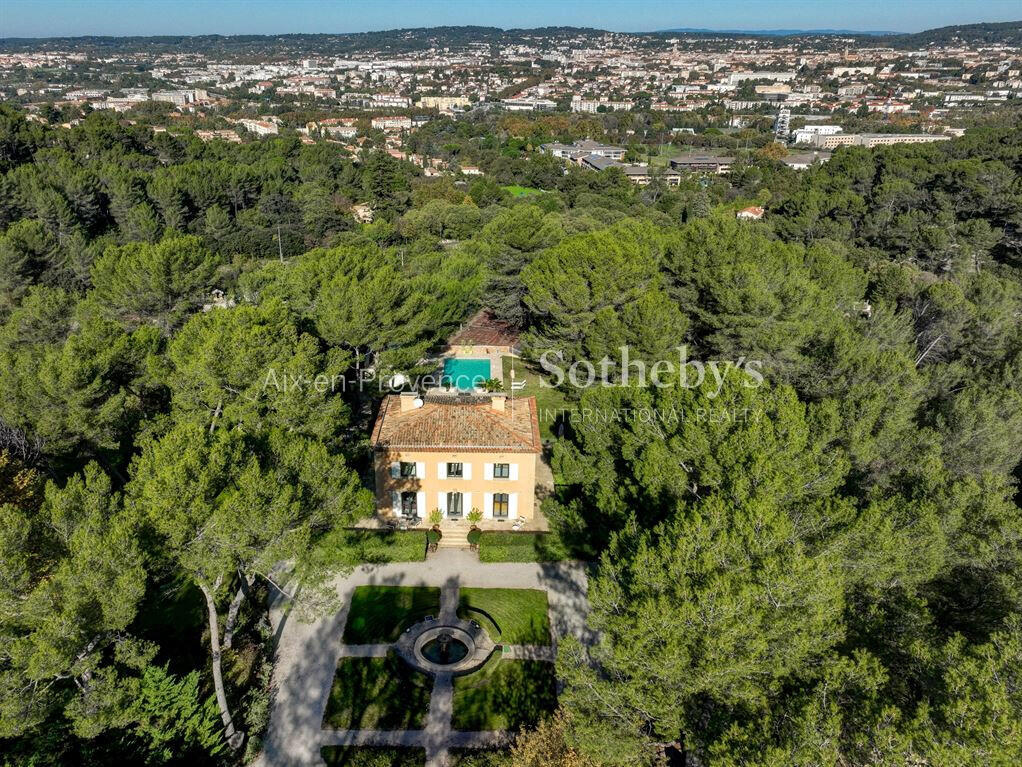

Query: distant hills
[656,28,896,36]
[656,20,1022,46]
[1,20,1019,52]
[885,20,1022,46]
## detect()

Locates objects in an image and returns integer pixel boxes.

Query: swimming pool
[443,358,492,390]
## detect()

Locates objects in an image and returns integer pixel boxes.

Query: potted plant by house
[426,509,443,552]
[426,527,442,551]
[466,507,483,550]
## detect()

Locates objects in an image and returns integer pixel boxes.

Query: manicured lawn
[321,746,426,766]
[451,655,557,731]
[457,588,551,645]
[477,531,570,563]
[503,185,543,197]
[322,654,432,730]
[502,356,573,443]
[343,586,441,644]
[304,529,426,573]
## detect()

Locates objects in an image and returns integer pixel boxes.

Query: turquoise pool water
[443,358,492,390]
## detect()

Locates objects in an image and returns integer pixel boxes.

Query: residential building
[370,392,541,522]
[669,154,735,174]
[736,206,765,220]
[782,151,832,170]
[152,89,195,106]
[500,97,557,111]
[727,71,797,85]
[371,116,413,131]
[833,66,876,77]
[195,129,242,143]
[571,95,634,112]
[540,139,626,160]
[237,118,278,136]
[806,132,950,149]
[774,108,791,138]
[417,95,471,110]
[792,125,843,144]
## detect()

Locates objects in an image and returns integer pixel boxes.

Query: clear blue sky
[1,0,1019,38]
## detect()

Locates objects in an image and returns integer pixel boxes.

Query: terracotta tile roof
[370,395,541,453]
[448,309,519,348]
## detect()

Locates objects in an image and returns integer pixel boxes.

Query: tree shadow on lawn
[452,657,556,731]
[342,585,442,644]
[457,588,552,646]
[323,653,432,730]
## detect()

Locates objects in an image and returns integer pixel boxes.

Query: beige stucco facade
[374,449,537,521]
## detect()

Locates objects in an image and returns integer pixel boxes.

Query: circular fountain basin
[421,634,470,665]
[396,621,494,676]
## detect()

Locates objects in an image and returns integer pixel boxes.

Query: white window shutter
[391,491,401,515]
[416,491,425,516]
[463,492,471,513]
[390,461,399,478]
[484,492,493,518]
[509,493,518,517]
[437,462,446,479]
[437,492,447,515]
[484,463,493,480]
[463,462,472,480]
[415,461,425,479]
[509,463,519,481]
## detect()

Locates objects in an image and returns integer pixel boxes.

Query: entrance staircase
[438,523,471,548]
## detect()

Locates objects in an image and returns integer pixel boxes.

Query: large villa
[369,310,545,528]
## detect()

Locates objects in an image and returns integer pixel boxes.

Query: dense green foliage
[0,102,1020,765]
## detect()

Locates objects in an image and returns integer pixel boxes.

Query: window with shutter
[493,493,509,518]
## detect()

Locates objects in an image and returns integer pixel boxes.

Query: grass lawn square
[451,654,557,731]
[322,653,432,730]
[477,531,569,563]
[503,185,543,197]
[342,585,441,644]
[321,745,426,766]
[457,588,551,645]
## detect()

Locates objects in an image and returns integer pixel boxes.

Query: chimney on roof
[490,394,506,412]
[400,392,423,412]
